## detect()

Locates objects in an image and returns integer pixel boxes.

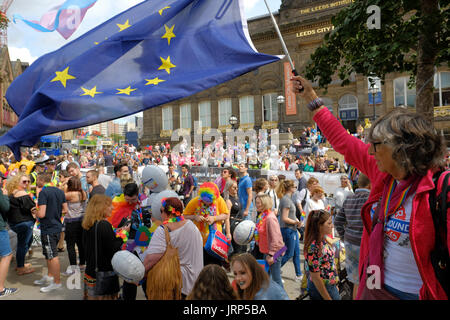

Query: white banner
[264,170,343,196]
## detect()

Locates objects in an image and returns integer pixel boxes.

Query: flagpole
[263,0,296,73]
[263,0,303,91]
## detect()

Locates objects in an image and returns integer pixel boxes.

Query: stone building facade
[141,0,450,146]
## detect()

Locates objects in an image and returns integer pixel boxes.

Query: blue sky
[6,0,282,123]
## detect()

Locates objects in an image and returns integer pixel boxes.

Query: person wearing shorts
[0,174,17,298]
[34,173,68,293]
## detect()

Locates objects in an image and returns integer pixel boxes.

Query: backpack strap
[428,169,450,297]
[429,170,449,245]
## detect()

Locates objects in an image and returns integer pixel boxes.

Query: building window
[218,98,232,126]
[338,94,358,120]
[262,93,278,122]
[162,106,173,131]
[394,77,416,107]
[320,97,333,113]
[434,72,450,107]
[239,95,254,124]
[180,103,191,129]
[198,101,211,127]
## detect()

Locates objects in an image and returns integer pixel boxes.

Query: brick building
[140,0,449,145]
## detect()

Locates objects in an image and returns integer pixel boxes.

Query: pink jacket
[258,212,285,256]
[313,107,449,300]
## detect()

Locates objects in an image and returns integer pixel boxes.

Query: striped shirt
[334,188,370,246]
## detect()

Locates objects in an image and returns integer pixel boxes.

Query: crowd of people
[0,75,449,301]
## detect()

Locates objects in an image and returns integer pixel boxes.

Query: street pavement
[1,242,304,300]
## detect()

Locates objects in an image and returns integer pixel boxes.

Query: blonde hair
[255,193,273,212]
[6,173,28,195]
[120,173,135,189]
[82,194,112,230]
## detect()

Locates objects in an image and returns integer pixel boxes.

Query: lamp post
[229,115,239,162]
[369,83,379,121]
[276,95,285,132]
[229,115,238,130]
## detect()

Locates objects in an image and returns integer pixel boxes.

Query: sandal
[17,267,35,275]
[15,263,32,271]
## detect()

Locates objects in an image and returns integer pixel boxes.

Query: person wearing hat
[30,160,46,196]
[45,157,60,187]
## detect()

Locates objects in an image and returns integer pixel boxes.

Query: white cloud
[6,0,144,62]
[8,46,38,64]
[244,0,259,11]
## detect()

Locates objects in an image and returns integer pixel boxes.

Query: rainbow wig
[198,182,220,204]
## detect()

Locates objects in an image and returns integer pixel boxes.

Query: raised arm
[291,75,379,181]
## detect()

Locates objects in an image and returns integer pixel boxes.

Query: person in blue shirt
[237,163,253,221]
[105,163,129,198]
[231,253,289,300]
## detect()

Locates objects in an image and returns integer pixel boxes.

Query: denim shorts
[0,230,12,258]
[344,241,360,285]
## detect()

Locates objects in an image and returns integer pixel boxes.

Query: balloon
[141,165,168,192]
[233,220,256,245]
[150,190,179,221]
[111,250,145,283]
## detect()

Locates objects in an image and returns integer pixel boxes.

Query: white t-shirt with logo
[382,194,423,294]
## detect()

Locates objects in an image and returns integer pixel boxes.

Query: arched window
[338,94,358,120]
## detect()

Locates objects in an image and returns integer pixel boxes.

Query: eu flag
[1,0,281,160]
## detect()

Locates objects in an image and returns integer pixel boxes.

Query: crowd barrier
[82,165,345,197]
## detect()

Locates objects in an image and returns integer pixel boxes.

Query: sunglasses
[311,209,327,218]
[21,180,31,184]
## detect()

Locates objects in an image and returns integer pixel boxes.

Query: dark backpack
[428,170,450,298]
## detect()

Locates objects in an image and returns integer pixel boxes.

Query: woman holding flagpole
[290,74,448,300]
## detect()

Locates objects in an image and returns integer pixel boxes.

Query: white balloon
[111,250,145,283]
[141,165,168,192]
[233,220,256,245]
[150,190,179,221]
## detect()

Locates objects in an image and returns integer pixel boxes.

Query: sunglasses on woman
[21,180,31,184]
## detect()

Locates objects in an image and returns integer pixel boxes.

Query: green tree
[110,134,124,143]
[304,0,449,122]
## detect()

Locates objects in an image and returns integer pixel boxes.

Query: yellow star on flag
[159,6,170,15]
[50,67,76,88]
[161,24,176,45]
[81,86,103,98]
[117,19,131,32]
[158,56,176,74]
[145,77,165,86]
[116,86,137,95]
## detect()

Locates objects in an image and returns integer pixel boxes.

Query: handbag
[204,224,230,261]
[94,221,120,296]
[146,225,182,300]
[358,204,399,300]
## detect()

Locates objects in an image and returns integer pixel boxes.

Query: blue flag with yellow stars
[1,0,282,160]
